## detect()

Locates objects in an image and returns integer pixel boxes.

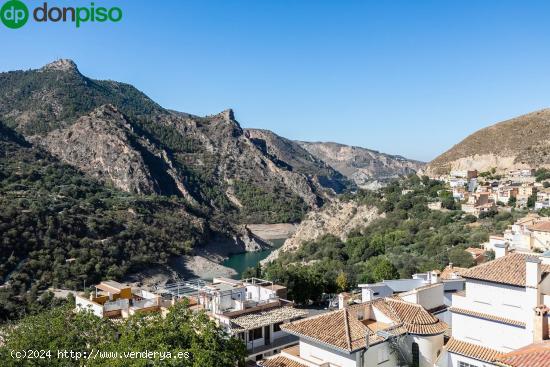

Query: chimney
[339,293,350,309]
[494,243,509,259]
[534,305,549,342]
[526,257,542,289]
[362,288,374,303]
[430,270,441,284]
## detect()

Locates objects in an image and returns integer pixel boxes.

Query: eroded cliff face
[262,200,382,263]
[36,105,161,194]
[0,60,355,224]
[426,109,550,175]
[298,141,424,187]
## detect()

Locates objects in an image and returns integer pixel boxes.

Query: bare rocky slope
[245,129,350,193]
[262,200,382,263]
[0,60,351,224]
[298,141,424,188]
[426,109,550,175]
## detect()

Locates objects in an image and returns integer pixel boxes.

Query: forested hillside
[261,176,524,303]
[0,60,350,225]
[0,122,206,321]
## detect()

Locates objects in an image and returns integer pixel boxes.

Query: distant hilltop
[298,141,424,188]
[426,109,550,176]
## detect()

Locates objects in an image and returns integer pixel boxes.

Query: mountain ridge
[298,141,425,188]
[426,108,550,175]
[0,60,350,224]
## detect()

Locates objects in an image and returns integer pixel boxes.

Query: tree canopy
[0,301,246,366]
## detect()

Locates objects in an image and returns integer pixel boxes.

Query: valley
[0,60,424,322]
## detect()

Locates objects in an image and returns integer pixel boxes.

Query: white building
[75,280,163,319]
[359,264,465,328]
[436,251,550,367]
[502,214,550,252]
[157,277,307,362]
[259,297,447,367]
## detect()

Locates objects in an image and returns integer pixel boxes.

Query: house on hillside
[465,247,487,265]
[258,297,447,367]
[155,277,307,362]
[358,265,465,328]
[501,215,550,252]
[75,281,163,319]
[493,340,550,367]
[436,250,550,367]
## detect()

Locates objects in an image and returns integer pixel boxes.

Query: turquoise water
[222,238,285,279]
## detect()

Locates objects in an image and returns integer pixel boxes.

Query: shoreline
[124,223,297,287]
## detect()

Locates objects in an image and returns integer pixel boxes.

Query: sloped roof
[449,307,526,328]
[461,253,550,287]
[281,297,446,353]
[371,298,448,335]
[440,264,467,280]
[495,341,550,367]
[258,355,308,367]
[281,306,386,353]
[529,221,550,233]
[229,306,308,332]
[446,337,504,363]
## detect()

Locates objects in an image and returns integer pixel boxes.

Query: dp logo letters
[1,0,29,29]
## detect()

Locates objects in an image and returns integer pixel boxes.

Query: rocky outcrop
[35,105,191,197]
[246,128,349,194]
[262,200,381,263]
[0,60,357,223]
[298,141,424,188]
[426,109,550,175]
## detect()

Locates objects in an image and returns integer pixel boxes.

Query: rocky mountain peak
[220,108,235,121]
[40,59,80,73]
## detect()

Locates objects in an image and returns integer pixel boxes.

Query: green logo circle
[0,0,29,29]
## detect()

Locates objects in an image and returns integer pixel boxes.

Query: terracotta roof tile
[281,306,383,353]
[529,221,550,233]
[258,355,308,367]
[282,298,446,353]
[446,337,504,362]
[441,265,467,280]
[449,307,526,328]
[495,341,550,367]
[461,253,550,287]
[229,306,308,331]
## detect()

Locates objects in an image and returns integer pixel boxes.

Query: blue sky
[2,0,550,161]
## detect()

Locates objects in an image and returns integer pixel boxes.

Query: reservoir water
[222,238,285,279]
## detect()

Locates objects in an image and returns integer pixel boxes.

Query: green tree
[448,247,475,268]
[336,271,348,292]
[1,302,246,367]
[359,256,399,283]
[527,193,537,208]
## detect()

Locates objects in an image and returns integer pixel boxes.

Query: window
[273,322,283,332]
[377,347,389,364]
[248,327,262,341]
[458,362,478,367]
[237,332,244,341]
[412,342,419,367]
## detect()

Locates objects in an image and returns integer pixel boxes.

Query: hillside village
[72,237,550,367]
[68,172,550,367]
[3,61,550,367]
[430,168,550,217]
